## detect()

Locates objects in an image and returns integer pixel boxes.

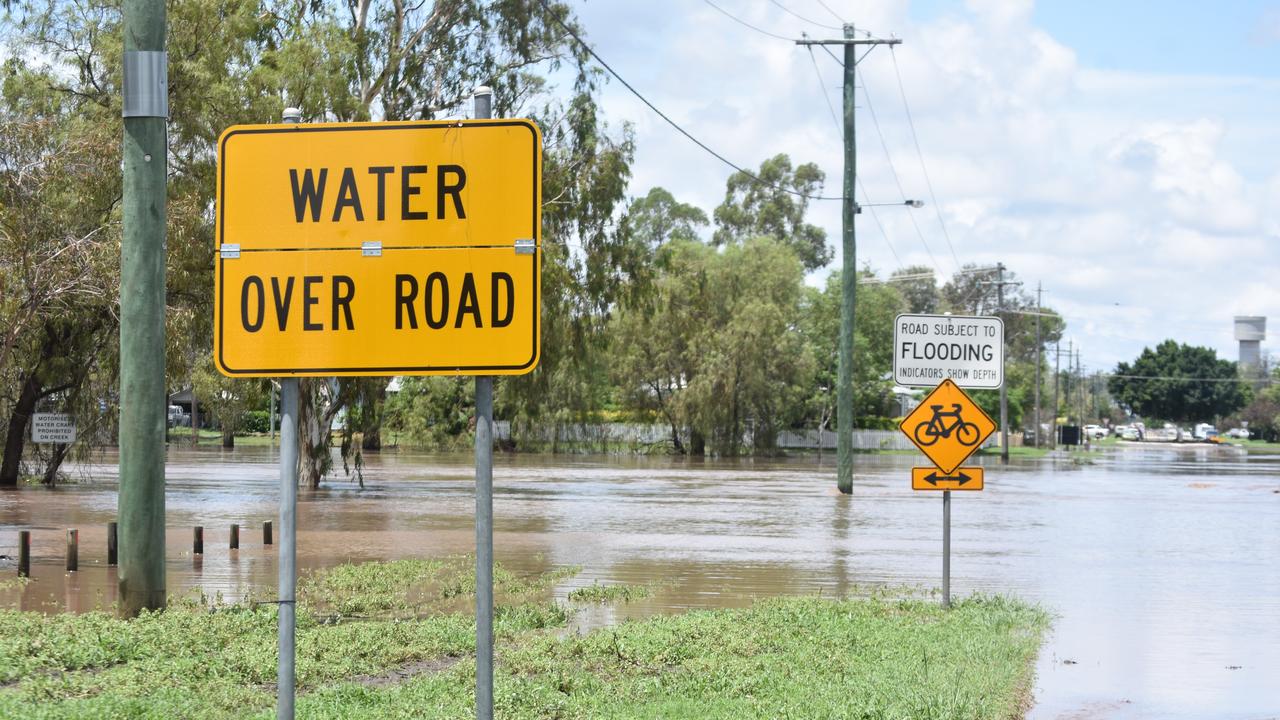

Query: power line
[804,41,906,270]
[769,0,842,30]
[1104,373,1268,385]
[804,45,841,132]
[855,65,944,276]
[539,0,842,202]
[889,46,963,272]
[702,0,793,41]
[857,177,905,268]
[811,0,846,25]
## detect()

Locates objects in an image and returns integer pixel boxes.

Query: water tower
[1234,316,1266,368]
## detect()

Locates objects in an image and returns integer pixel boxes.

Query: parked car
[1082,424,1107,439]
[1225,427,1251,439]
[1115,425,1141,440]
[1193,423,1218,440]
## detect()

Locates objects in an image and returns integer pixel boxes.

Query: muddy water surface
[1,444,1277,719]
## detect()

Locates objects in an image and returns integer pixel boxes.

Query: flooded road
[1,444,1277,719]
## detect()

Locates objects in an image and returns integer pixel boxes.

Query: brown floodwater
[1,443,1277,718]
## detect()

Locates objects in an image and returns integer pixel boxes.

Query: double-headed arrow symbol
[923,470,972,486]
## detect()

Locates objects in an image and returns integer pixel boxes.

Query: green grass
[567,582,651,604]
[0,560,1050,719]
[1235,439,1280,453]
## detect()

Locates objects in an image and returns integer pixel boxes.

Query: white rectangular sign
[31,413,76,444]
[894,313,1004,389]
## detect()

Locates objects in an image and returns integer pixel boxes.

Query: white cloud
[569,0,1279,368]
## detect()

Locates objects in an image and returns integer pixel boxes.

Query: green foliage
[1109,340,1248,422]
[798,270,908,431]
[624,186,709,248]
[191,357,267,443]
[611,237,814,455]
[500,91,638,433]
[712,154,830,271]
[891,265,941,314]
[240,410,269,434]
[1225,395,1280,442]
[384,377,475,450]
[0,94,121,483]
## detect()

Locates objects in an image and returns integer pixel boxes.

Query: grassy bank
[975,445,1050,459]
[0,559,1050,719]
[1235,439,1280,453]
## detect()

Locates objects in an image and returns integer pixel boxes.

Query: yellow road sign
[215,247,538,376]
[899,378,996,474]
[217,120,540,251]
[912,466,984,491]
[214,120,541,376]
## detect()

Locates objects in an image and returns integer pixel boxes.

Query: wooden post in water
[263,520,272,546]
[229,524,239,550]
[18,531,30,577]
[107,522,118,566]
[66,529,78,572]
[193,526,203,555]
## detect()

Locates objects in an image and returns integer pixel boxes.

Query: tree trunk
[42,443,69,486]
[0,372,41,486]
[298,378,344,489]
[190,392,199,445]
[690,430,705,457]
[221,427,234,448]
[360,380,385,451]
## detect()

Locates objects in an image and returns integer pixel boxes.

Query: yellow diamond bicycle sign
[900,378,996,475]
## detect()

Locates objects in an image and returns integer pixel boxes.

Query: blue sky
[565,0,1279,372]
[1028,0,1280,77]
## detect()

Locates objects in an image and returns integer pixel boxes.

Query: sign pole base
[942,489,951,609]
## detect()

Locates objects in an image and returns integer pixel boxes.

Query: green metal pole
[837,24,857,495]
[118,0,167,616]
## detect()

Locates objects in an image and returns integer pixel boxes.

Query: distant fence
[492,422,946,451]
[776,429,918,451]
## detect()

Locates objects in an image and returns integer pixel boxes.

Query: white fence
[492,422,932,451]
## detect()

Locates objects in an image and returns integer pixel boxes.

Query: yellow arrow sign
[911,466,984,491]
[899,378,997,474]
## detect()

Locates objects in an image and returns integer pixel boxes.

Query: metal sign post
[900,378,996,609]
[473,86,495,720]
[277,376,298,719]
[942,490,951,608]
[215,91,540,720]
[276,107,302,720]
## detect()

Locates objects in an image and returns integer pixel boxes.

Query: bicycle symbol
[913,403,981,447]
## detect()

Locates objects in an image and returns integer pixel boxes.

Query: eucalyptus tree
[0,105,121,485]
[712,154,830,272]
[9,0,643,484]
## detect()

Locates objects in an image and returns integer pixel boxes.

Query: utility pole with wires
[1077,349,1086,430]
[1052,340,1061,449]
[1034,282,1042,448]
[797,25,901,495]
[979,263,1021,463]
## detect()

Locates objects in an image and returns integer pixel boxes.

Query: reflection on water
[1,444,1277,718]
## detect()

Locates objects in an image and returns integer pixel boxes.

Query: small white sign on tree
[31,413,76,444]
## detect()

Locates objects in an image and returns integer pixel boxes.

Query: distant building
[1234,316,1266,369]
